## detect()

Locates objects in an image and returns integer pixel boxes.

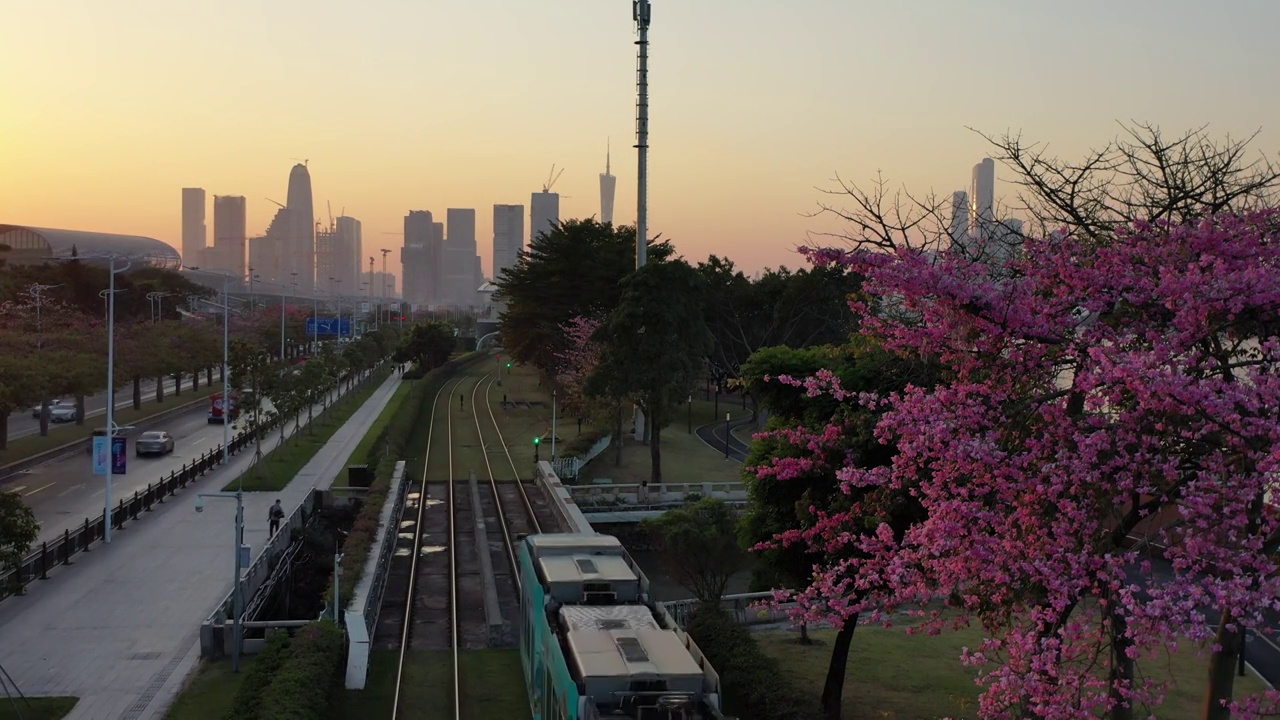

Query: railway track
[386,363,566,718]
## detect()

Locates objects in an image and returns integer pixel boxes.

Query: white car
[31,399,71,419]
[48,404,77,423]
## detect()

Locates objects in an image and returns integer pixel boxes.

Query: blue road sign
[111,436,127,475]
[306,317,351,335]
[92,436,109,475]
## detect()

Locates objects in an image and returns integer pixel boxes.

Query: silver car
[135,431,175,457]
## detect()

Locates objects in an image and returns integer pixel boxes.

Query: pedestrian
[269,499,285,536]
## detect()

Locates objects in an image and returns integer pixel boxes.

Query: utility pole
[380,249,391,327]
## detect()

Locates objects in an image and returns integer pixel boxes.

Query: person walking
[269,499,285,536]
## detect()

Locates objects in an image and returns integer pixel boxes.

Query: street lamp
[195,491,246,672]
[146,291,171,323]
[551,390,558,462]
[284,272,297,360]
[186,266,232,466]
[27,283,64,421]
[723,412,731,460]
[100,258,131,542]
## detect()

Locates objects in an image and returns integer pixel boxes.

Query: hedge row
[686,603,817,720]
[325,352,485,606]
[257,620,345,720]
[226,630,292,720]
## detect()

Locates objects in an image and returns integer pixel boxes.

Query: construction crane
[543,164,564,193]
[266,198,285,209]
[327,201,335,232]
[291,158,309,166]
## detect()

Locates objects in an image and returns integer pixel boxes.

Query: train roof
[565,626,705,682]
[560,604,660,633]
[525,533,623,553]
[540,554,637,585]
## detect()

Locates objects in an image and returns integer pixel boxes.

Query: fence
[550,433,612,480]
[0,422,265,601]
[661,591,798,630]
[0,366,383,603]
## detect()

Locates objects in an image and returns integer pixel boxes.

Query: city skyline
[3,1,1279,277]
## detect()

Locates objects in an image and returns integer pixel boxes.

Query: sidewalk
[0,370,403,720]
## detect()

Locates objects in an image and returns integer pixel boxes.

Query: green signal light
[533,437,540,445]
[506,363,511,368]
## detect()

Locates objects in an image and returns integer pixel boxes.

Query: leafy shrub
[686,603,816,720]
[259,620,345,720]
[402,365,426,380]
[563,428,607,457]
[225,630,292,720]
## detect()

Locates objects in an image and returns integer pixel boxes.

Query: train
[518,532,731,720]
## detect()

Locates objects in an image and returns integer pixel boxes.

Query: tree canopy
[642,497,744,604]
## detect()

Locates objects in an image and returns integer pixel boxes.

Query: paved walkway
[0,370,404,720]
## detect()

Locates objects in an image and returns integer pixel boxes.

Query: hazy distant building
[286,164,315,293]
[0,225,180,269]
[969,158,995,241]
[530,191,559,246]
[599,142,616,225]
[249,207,293,287]
[402,210,441,308]
[212,195,246,279]
[370,271,397,300]
[949,191,969,249]
[492,204,524,279]
[336,216,362,290]
[445,208,478,306]
[181,188,206,265]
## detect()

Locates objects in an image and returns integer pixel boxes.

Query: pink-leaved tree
[766,211,1280,720]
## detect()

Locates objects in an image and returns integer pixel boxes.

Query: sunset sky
[3,0,1278,280]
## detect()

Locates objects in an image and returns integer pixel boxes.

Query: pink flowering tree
[554,315,604,419]
[773,211,1280,720]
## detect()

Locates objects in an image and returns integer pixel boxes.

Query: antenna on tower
[606,138,611,175]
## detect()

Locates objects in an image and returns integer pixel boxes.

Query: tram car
[518,533,732,720]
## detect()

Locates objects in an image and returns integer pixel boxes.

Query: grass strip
[223,367,392,492]
[0,697,78,720]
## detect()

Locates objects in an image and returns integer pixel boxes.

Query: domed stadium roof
[0,225,182,270]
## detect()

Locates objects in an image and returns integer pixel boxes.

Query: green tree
[394,322,455,371]
[588,259,710,483]
[495,219,673,374]
[642,497,743,603]
[0,490,39,592]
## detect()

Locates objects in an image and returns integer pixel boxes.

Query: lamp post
[195,491,245,672]
[551,390,558,462]
[187,266,232,466]
[687,394,692,434]
[284,272,297,360]
[311,290,318,354]
[723,412,731,460]
[102,258,131,542]
[27,283,63,422]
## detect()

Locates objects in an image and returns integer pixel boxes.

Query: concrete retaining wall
[343,461,409,689]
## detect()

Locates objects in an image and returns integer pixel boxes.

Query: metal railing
[661,591,797,630]
[0,367,386,603]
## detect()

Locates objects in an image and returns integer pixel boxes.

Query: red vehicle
[209,392,241,424]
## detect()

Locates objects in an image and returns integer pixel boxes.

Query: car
[135,431,174,457]
[48,404,77,423]
[31,399,70,419]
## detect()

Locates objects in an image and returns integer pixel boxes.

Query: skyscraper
[402,210,440,308]
[599,141,616,225]
[181,188,206,265]
[336,216,363,290]
[212,195,246,279]
[249,207,293,287]
[492,204,524,279]
[969,158,995,241]
[286,163,315,293]
[530,191,559,246]
[445,208,478,306]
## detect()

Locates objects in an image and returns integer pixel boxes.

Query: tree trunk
[173,372,182,397]
[0,412,8,450]
[649,408,662,483]
[155,376,165,403]
[821,616,859,720]
[132,376,142,410]
[75,395,86,426]
[38,399,50,436]
[1107,600,1136,720]
[191,370,199,392]
[799,622,813,645]
[614,402,623,466]
[1202,611,1244,720]
[206,366,213,385]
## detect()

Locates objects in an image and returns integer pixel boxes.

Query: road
[696,416,753,463]
[0,404,247,545]
[6,376,186,441]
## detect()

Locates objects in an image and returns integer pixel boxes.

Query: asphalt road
[6,377,184,441]
[0,404,247,545]
[696,416,753,463]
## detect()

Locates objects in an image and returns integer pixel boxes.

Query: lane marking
[57,484,82,497]
[24,482,56,497]
[7,485,27,494]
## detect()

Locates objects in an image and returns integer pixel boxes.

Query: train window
[630,679,669,693]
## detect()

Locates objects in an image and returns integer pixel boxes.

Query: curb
[0,394,215,481]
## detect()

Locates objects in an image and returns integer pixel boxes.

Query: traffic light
[533,437,540,445]
[506,362,512,369]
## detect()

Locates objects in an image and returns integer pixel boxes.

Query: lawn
[0,697,77,720]
[0,391,215,469]
[755,620,1271,720]
[330,379,412,488]
[224,367,392,492]
[343,649,530,719]
[163,659,244,720]
[484,364,751,486]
